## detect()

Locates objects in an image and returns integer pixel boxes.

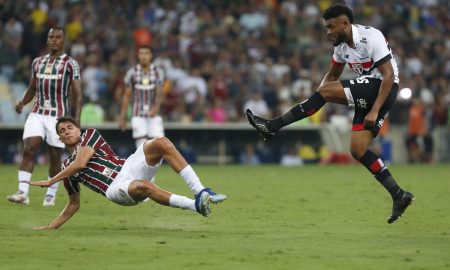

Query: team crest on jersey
[350,63,364,74]
[356,98,368,109]
[102,167,112,176]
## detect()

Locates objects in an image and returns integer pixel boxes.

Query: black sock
[358,150,405,200]
[268,92,326,131]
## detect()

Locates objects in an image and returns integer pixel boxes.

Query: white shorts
[131,116,164,139]
[23,113,64,148]
[105,143,162,206]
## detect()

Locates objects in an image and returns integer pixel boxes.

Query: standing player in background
[246,4,414,224]
[119,46,164,149]
[7,27,82,206]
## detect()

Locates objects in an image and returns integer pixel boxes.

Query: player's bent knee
[154,136,176,153]
[129,180,154,201]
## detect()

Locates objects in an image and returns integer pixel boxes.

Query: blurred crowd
[0,0,449,162]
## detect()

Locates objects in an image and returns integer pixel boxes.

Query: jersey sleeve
[80,128,104,150]
[63,177,80,195]
[30,58,39,79]
[61,162,80,195]
[124,68,133,88]
[68,58,82,80]
[369,29,392,67]
[331,48,346,66]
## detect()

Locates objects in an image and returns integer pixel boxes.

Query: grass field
[1,164,449,270]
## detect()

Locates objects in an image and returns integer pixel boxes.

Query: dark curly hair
[323,4,354,23]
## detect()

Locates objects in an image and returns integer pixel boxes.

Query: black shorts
[341,77,398,137]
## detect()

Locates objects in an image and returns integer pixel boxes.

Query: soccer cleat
[246,109,275,141]
[198,188,227,204]
[387,191,415,224]
[7,191,30,205]
[195,192,211,217]
[42,195,56,206]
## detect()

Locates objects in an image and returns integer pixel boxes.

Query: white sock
[18,170,31,195]
[169,194,196,211]
[135,138,147,149]
[45,176,59,197]
[179,165,205,195]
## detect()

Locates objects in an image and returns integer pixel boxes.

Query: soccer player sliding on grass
[246,4,414,224]
[27,117,227,230]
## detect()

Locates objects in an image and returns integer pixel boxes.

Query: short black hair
[49,26,65,36]
[55,116,77,134]
[323,4,354,23]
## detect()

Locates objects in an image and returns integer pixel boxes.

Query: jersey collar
[351,24,360,48]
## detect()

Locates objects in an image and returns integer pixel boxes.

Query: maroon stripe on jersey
[79,174,109,193]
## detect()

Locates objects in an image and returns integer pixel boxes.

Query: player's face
[138,48,152,65]
[324,16,348,46]
[57,122,81,146]
[47,29,65,53]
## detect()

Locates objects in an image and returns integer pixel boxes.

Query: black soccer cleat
[246,109,275,141]
[387,191,415,224]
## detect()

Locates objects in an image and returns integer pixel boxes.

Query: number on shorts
[349,78,369,84]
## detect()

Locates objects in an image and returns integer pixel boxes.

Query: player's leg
[7,113,46,204]
[246,81,347,140]
[146,116,165,183]
[131,116,148,149]
[348,79,414,223]
[127,180,210,216]
[6,136,43,204]
[143,137,227,203]
[42,115,65,206]
[43,145,62,206]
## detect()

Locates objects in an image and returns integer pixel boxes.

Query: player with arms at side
[7,27,82,206]
[27,117,227,229]
[119,46,164,149]
[246,4,414,224]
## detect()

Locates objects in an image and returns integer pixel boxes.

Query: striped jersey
[30,53,81,117]
[332,24,399,84]
[63,128,125,197]
[124,63,162,117]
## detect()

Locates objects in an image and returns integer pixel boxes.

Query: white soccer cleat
[42,195,56,206]
[7,191,30,205]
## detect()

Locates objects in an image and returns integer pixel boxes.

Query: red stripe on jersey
[352,124,365,131]
[348,59,374,69]
[332,58,345,67]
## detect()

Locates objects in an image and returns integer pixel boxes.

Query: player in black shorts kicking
[246,4,414,224]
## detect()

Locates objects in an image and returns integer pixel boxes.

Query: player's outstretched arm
[34,193,80,230]
[28,146,95,187]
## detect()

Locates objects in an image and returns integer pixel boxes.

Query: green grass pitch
[1,164,449,270]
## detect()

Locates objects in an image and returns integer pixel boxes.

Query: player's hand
[27,180,52,187]
[119,118,126,132]
[364,110,378,127]
[15,101,23,114]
